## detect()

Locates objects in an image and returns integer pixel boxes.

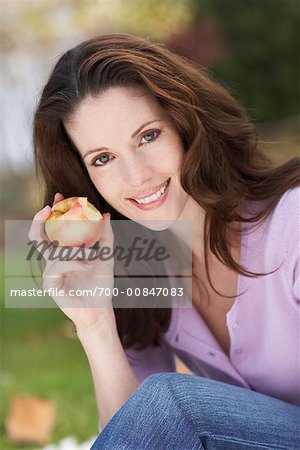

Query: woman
[30,34,300,449]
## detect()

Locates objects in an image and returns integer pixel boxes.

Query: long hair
[33,34,300,349]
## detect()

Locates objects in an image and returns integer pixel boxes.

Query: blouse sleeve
[293,258,299,302]
[281,186,300,304]
[125,339,176,383]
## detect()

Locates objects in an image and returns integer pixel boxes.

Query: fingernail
[104,213,110,220]
[42,205,51,212]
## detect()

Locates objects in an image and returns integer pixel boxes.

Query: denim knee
[135,372,177,403]
[141,372,177,387]
[91,373,204,450]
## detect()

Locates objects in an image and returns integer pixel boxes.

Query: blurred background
[1,0,299,448]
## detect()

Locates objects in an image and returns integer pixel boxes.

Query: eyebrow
[83,119,163,159]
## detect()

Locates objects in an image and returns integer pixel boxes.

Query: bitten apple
[45,197,103,247]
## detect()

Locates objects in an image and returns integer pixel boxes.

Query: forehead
[65,86,168,153]
[69,86,166,129]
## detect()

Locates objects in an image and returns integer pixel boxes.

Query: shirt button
[232,321,239,330]
[234,348,243,355]
[208,351,216,357]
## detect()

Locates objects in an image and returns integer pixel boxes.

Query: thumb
[100,213,114,248]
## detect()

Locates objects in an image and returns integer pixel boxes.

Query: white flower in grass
[34,435,98,450]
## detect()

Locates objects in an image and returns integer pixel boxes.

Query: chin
[135,219,175,232]
[133,210,183,232]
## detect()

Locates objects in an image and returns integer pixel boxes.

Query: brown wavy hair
[33,34,300,349]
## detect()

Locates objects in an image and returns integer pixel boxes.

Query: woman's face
[65,86,190,229]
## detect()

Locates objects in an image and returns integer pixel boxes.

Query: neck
[169,196,241,280]
[169,196,206,265]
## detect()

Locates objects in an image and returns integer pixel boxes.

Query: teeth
[134,180,169,204]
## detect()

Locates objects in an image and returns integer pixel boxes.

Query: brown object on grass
[5,395,56,445]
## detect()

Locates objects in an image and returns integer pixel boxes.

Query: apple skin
[45,197,103,247]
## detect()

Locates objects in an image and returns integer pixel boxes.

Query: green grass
[0,257,98,449]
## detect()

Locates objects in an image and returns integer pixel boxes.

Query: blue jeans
[91,373,300,450]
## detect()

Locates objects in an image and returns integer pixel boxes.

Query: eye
[140,130,160,145]
[92,153,114,167]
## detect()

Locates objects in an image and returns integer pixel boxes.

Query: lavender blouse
[126,186,300,406]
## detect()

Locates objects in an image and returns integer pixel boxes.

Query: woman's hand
[28,193,116,334]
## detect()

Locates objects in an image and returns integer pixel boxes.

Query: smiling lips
[128,178,171,210]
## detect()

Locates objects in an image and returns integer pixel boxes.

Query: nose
[122,154,154,188]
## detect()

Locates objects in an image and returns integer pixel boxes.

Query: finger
[43,259,92,291]
[43,259,92,281]
[50,245,95,262]
[28,205,52,243]
[53,192,64,206]
[100,213,114,248]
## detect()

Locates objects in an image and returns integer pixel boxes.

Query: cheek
[89,171,128,213]
[89,172,116,200]
[165,149,184,174]
[166,137,185,167]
